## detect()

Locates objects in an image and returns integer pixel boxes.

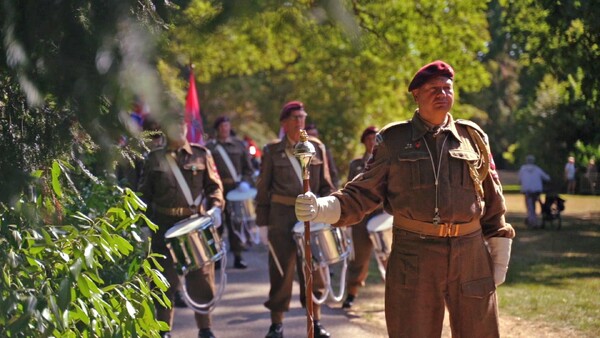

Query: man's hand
[295,191,318,221]
[207,207,222,228]
[295,192,341,224]
[487,237,512,286]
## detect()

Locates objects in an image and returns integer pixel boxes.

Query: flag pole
[294,130,315,338]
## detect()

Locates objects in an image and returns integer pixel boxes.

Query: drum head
[165,215,213,238]
[226,185,257,202]
[293,221,328,234]
[366,212,393,233]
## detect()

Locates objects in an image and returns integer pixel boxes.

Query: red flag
[185,69,204,144]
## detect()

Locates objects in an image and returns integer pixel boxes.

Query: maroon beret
[213,115,230,130]
[360,126,378,143]
[280,101,305,121]
[408,60,454,92]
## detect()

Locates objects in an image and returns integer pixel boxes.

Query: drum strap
[215,144,241,183]
[165,154,203,209]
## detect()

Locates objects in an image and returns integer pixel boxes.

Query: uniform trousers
[152,214,216,330]
[263,204,326,321]
[220,201,245,256]
[346,219,373,296]
[385,228,499,338]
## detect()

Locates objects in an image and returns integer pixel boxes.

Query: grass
[358,193,600,337]
[498,215,600,336]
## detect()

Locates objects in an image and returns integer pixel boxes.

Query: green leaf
[113,235,134,255]
[51,161,63,197]
[125,300,137,318]
[84,243,94,268]
[77,275,91,298]
[58,278,72,311]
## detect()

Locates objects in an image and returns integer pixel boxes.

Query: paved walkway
[171,243,388,338]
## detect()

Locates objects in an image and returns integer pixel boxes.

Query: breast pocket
[272,155,299,184]
[152,166,178,199]
[395,151,433,189]
[448,149,479,189]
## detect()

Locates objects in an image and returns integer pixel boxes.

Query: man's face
[217,121,231,139]
[363,133,377,153]
[281,109,307,136]
[413,76,454,117]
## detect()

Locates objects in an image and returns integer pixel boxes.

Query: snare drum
[165,215,224,274]
[366,212,393,256]
[293,222,351,265]
[229,198,257,225]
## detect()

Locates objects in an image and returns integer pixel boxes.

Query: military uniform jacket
[332,112,515,239]
[138,142,224,234]
[256,135,335,227]
[347,153,371,183]
[206,136,255,192]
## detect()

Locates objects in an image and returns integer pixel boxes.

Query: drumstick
[267,241,284,277]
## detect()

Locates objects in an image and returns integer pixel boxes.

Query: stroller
[540,193,565,230]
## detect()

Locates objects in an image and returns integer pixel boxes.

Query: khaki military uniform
[255,135,335,319]
[332,112,515,338]
[206,136,255,256]
[138,142,224,330]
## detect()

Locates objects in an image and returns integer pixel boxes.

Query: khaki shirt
[255,136,335,226]
[138,142,224,218]
[333,113,515,239]
[206,136,255,192]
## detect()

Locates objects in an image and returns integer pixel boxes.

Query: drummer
[342,126,384,310]
[255,101,335,338]
[206,116,256,269]
[138,112,224,338]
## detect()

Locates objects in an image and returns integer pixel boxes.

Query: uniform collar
[217,136,234,144]
[411,111,461,142]
[167,141,193,155]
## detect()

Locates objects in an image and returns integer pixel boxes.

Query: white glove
[295,191,341,224]
[487,237,512,286]
[207,207,222,228]
[259,226,269,245]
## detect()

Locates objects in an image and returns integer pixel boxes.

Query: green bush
[0,160,169,337]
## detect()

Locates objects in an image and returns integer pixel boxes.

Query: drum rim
[165,215,213,238]
[293,221,331,234]
[366,213,393,232]
[226,187,257,201]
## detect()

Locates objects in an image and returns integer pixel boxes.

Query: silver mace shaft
[294,129,316,338]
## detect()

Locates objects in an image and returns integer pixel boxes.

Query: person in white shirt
[518,155,550,228]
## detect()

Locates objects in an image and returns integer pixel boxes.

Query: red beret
[408,60,454,92]
[279,101,305,121]
[360,126,378,143]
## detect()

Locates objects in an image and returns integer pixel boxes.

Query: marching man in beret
[296,61,515,337]
[256,101,336,338]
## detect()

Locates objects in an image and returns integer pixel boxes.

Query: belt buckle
[438,223,460,237]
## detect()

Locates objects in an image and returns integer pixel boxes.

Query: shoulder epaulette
[379,120,410,134]
[190,143,210,151]
[455,119,489,144]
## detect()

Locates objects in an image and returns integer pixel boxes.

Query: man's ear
[411,90,419,103]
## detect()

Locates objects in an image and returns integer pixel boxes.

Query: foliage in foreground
[0,160,169,337]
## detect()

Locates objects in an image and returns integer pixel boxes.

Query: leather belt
[154,205,201,217]
[271,194,296,206]
[394,216,481,237]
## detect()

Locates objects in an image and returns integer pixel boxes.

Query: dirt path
[351,282,589,338]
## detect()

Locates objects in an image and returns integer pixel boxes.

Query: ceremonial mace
[294,129,315,338]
